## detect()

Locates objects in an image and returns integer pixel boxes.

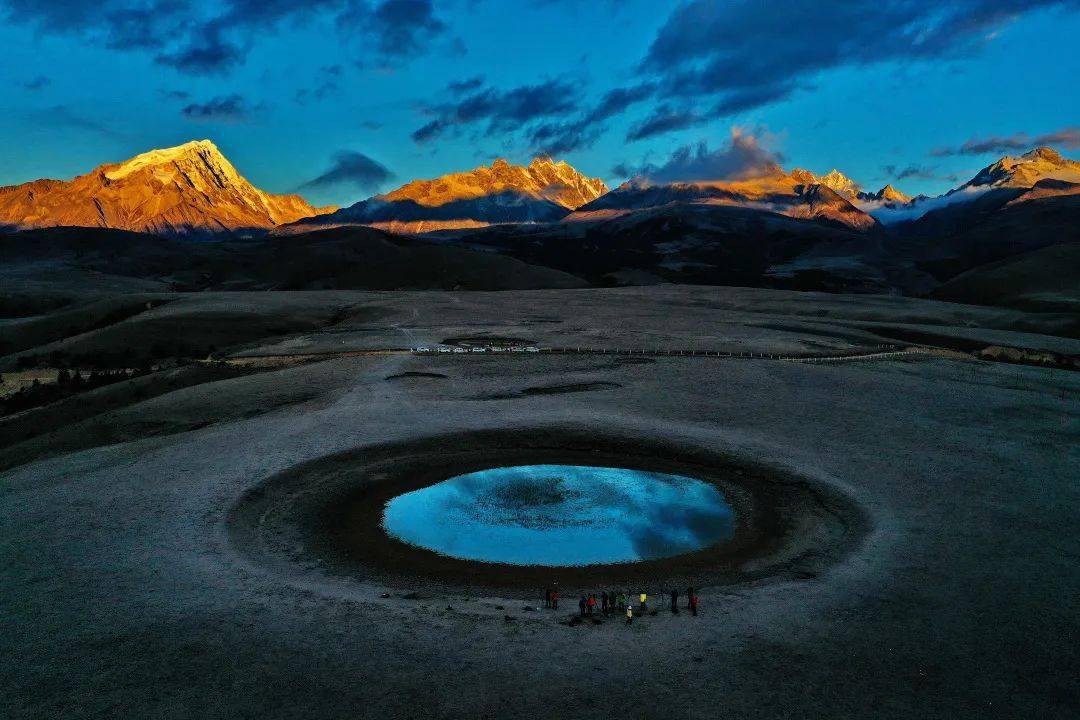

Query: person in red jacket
[551,588,559,610]
[688,588,699,616]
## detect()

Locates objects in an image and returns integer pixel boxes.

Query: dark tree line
[1,365,154,416]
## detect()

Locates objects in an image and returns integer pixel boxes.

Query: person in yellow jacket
[639,592,648,612]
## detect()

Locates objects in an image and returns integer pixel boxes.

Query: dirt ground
[1,285,1077,719]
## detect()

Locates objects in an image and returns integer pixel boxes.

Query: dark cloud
[621,0,1075,138]
[29,105,125,140]
[0,0,450,75]
[584,82,657,124]
[157,24,246,75]
[180,94,255,122]
[930,127,1080,156]
[644,1,1070,89]
[295,65,344,104]
[372,0,446,57]
[158,89,190,101]
[518,82,657,155]
[299,150,395,192]
[883,164,937,180]
[103,0,186,50]
[621,128,783,184]
[527,121,602,157]
[622,82,797,143]
[411,78,578,143]
[469,0,1072,151]
[626,105,701,142]
[23,75,49,91]
[447,76,484,95]
[710,82,798,117]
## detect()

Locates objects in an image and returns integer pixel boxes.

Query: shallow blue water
[382,464,735,565]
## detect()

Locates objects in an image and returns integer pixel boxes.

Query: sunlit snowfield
[382,464,735,565]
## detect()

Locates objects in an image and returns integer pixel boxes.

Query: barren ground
[1,286,1077,719]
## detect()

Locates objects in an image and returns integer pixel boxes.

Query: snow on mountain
[962,146,1080,189]
[867,147,1080,224]
[572,166,878,231]
[815,169,862,198]
[0,139,334,236]
[286,157,608,234]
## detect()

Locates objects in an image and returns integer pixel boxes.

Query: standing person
[545,585,552,609]
[551,587,559,610]
[587,594,597,616]
[639,592,648,612]
[689,589,698,616]
[687,587,695,611]
[601,591,609,615]
[579,595,587,617]
[625,605,633,625]
[670,588,679,613]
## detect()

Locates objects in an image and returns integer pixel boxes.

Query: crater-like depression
[227,430,867,592]
[382,465,735,566]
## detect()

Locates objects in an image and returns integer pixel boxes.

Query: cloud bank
[624,128,784,184]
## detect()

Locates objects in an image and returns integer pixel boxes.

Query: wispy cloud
[28,104,126,139]
[627,105,701,142]
[0,0,453,76]
[447,76,484,95]
[23,75,50,91]
[180,94,258,123]
[883,164,938,180]
[294,65,344,105]
[526,82,656,155]
[931,127,1080,156]
[299,150,395,192]
[412,78,578,144]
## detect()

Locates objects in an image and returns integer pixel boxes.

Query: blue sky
[1,0,1077,207]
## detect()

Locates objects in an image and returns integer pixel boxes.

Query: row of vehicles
[413,345,541,354]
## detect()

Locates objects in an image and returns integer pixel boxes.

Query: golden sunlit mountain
[814,169,862,198]
[864,184,911,203]
[962,146,1080,189]
[0,140,335,237]
[284,156,608,234]
[569,165,879,231]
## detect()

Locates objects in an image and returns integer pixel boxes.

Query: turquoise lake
[382,464,735,566]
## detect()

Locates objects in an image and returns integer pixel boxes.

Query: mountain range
[282,156,608,234]
[1,140,1077,310]
[570,165,879,231]
[3,139,1077,239]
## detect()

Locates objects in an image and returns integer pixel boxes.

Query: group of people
[544,584,699,624]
